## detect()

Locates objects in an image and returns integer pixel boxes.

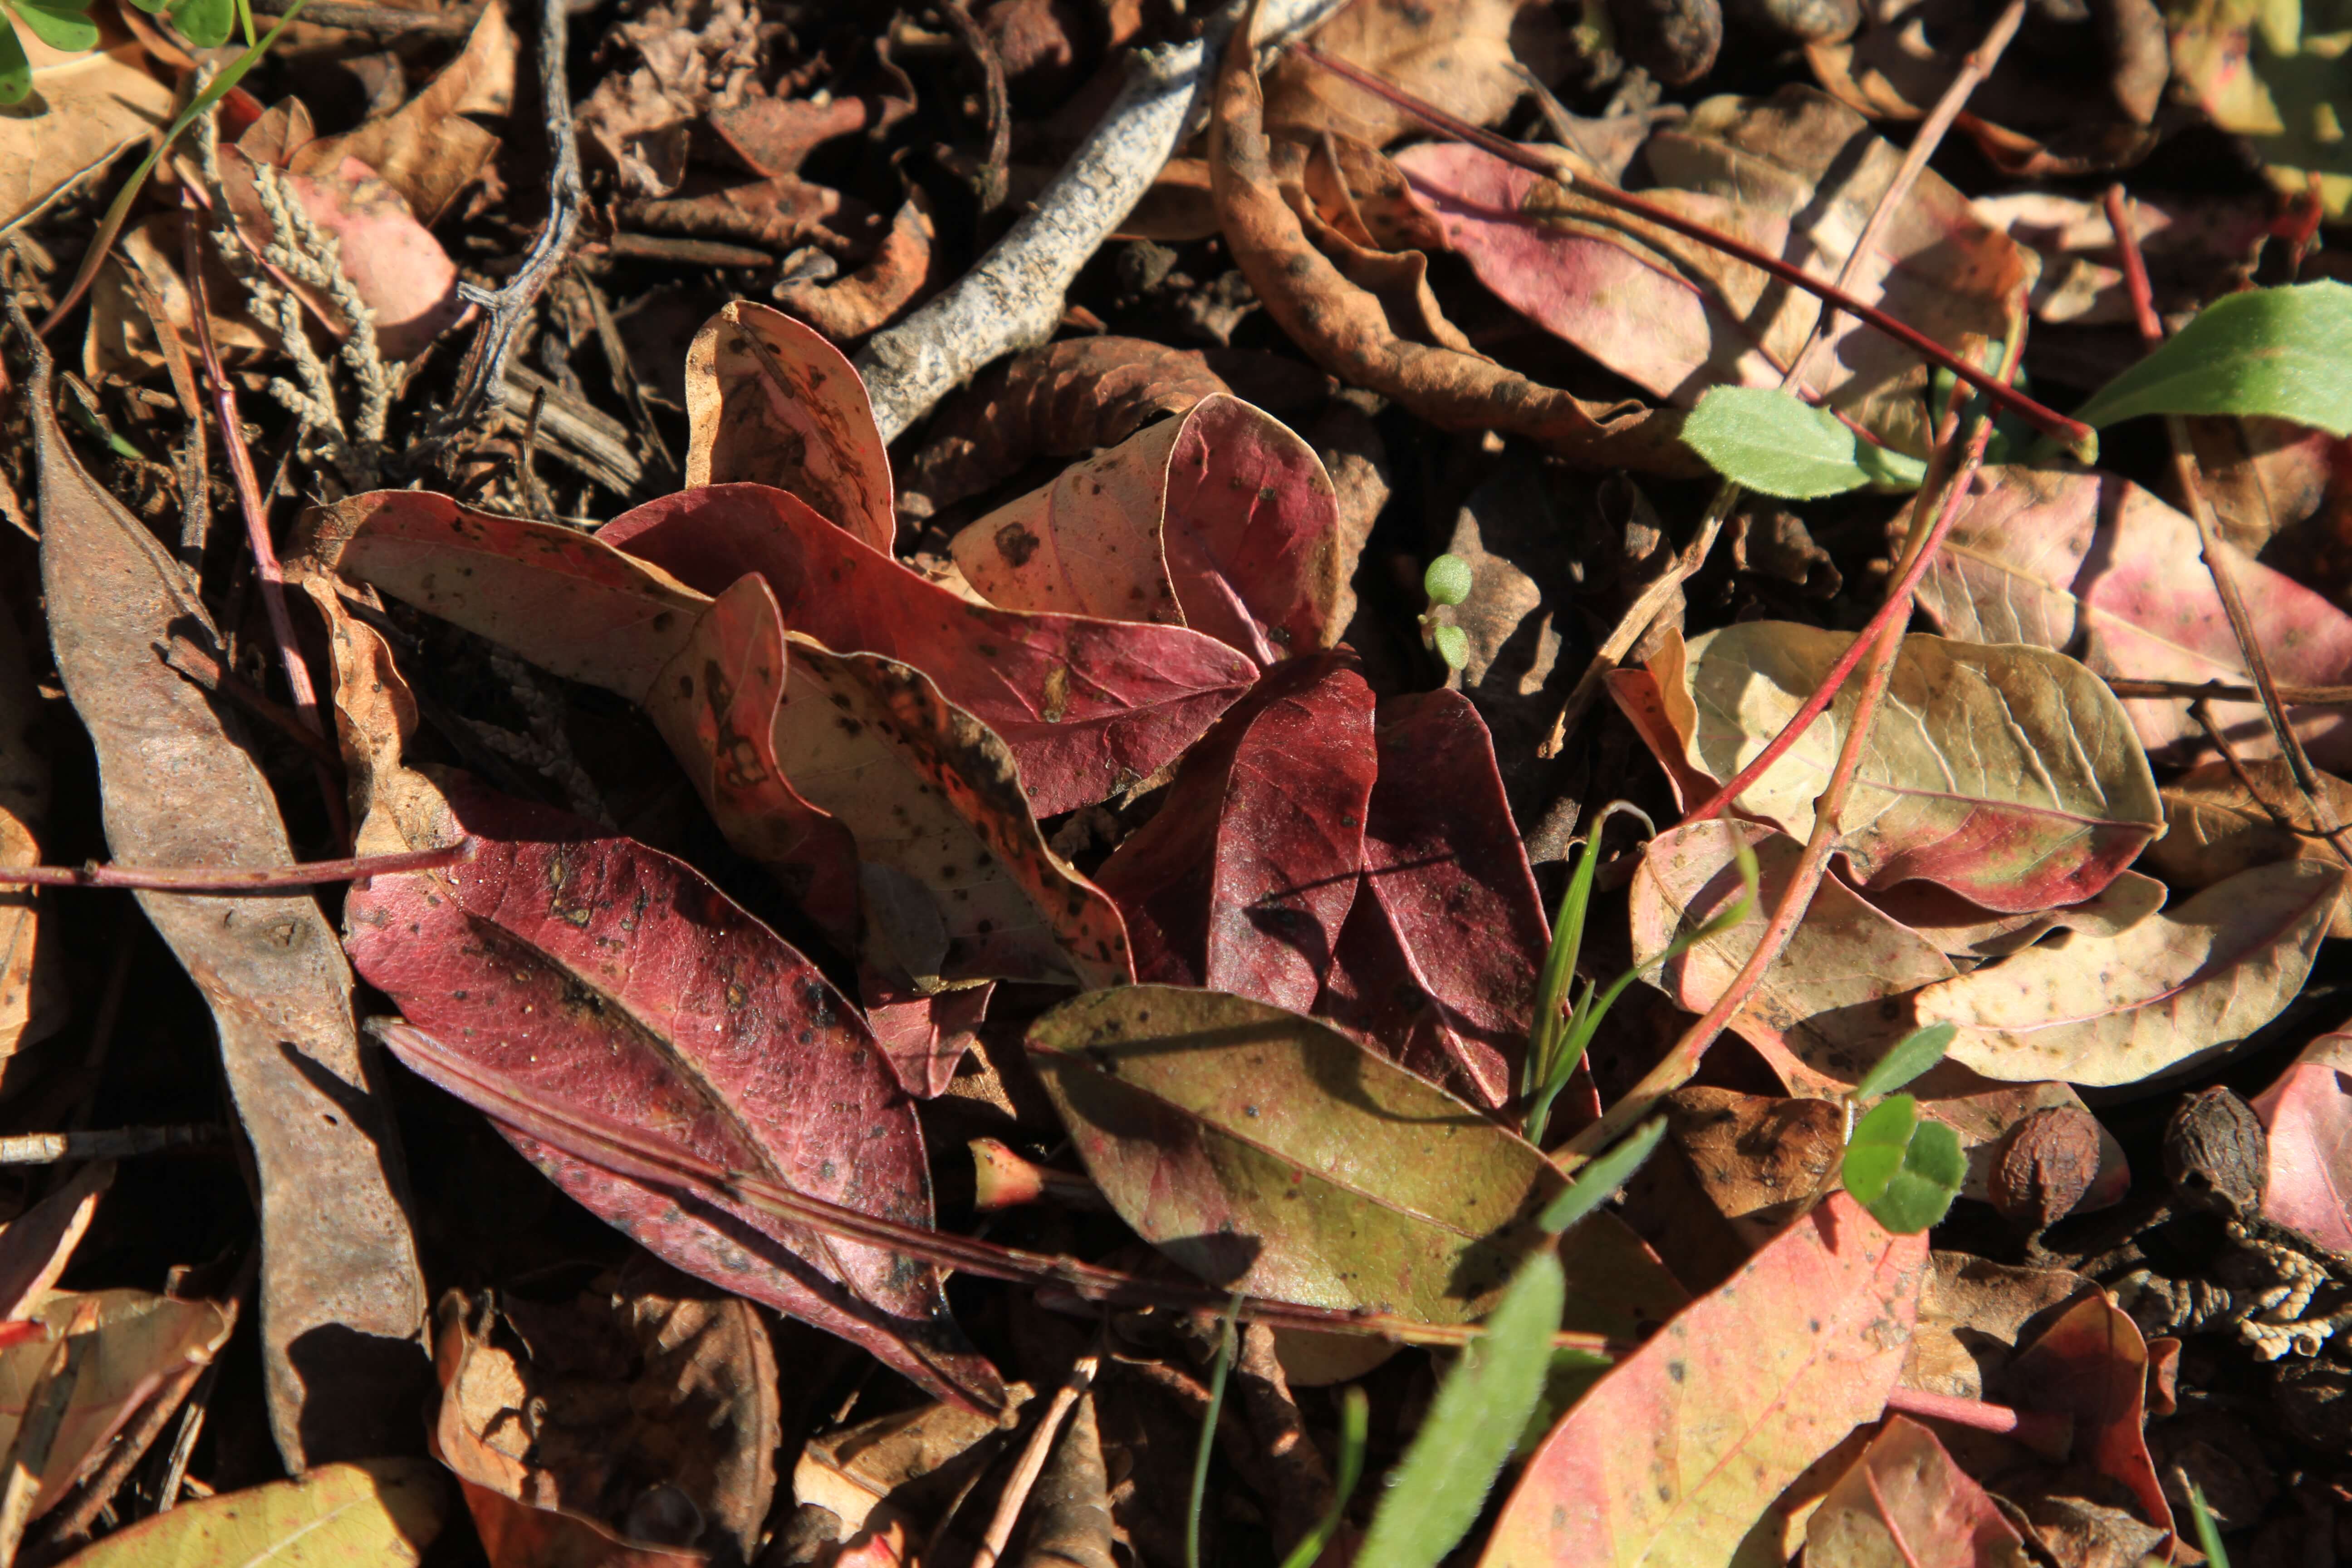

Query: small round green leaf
[0,14,29,103]
[1423,554,1474,607]
[1433,622,1470,671]
[1852,1022,1957,1102]
[1680,386,1872,500]
[1843,1096,1963,1234]
[9,0,96,51]
[167,0,233,48]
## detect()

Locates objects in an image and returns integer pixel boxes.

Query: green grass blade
[1537,1117,1666,1235]
[1276,1386,1369,1568]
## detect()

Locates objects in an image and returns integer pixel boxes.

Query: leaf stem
[1882,1386,2072,1456]
[0,843,471,891]
[1291,42,2090,454]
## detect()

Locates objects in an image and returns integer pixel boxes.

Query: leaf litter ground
[2,0,2352,1564]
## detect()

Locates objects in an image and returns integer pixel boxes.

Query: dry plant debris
[0,0,2348,1564]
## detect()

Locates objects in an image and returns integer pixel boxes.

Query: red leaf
[1804,1416,2024,1568]
[1094,652,1375,1012]
[1320,692,1547,1108]
[1482,1195,1928,1567]
[2006,1292,2173,1537]
[601,483,1257,816]
[2250,1031,2352,1253]
[343,777,1007,1413]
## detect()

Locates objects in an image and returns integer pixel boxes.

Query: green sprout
[1837,1022,1963,1235]
[1420,553,1472,671]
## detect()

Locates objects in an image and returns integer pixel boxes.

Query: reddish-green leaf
[1026,986,1686,1335]
[344,775,1007,1412]
[1480,1194,1928,1568]
[602,482,1257,815]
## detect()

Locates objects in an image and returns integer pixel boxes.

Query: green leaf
[1537,1117,1666,1234]
[1681,386,1872,500]
[8,0,96,51]
[1432,622,1469,670]
[1423,553,1474,607]
[0,13,29,104]
[118,0,170,15]
[1855,441,1927,491]
[1842,1096,1965,1234]
[1355,1250,1567,1568]
[1278,1387,1369,1568]
[167,0,233,49]
[2073,282,2352,436]
[1852,1022,1957,1102]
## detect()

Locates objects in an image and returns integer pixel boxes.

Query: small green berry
[1423,554,1474,608]
[1433,623,1470,671]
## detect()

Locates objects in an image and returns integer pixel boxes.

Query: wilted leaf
[1864,871,2170,961]
[601,481,1257,817]
[1094,654,1375,1013]
[34,356,429,1469]
[685,301,897,553]
[2074,283,2352,435]
[5,1288,235,1518]
[1914,463,2352,766]
[1651,621,2161,912]
[55,1459,449,1567]
[1480,1193,1928,1567]
[1206,11,1697,473]
[1632,821,2130,1197]
[0,39,171,235]
[1804,1416,2025,1568]
[431,1296,705,1568]
[431,1269,779,1563]
[1262,0,1572,147]
[902,335,1230,514]
[345,775,1006,1411]
[774,188,936,342]
[0,1164,108,1322]
[2144,759,2352,939]
[2004,1292,2173,1536]
[2167,0,2352,217]
[952,393,1344,666]
[1027,986,1686,1333]
[287,0,514,225]
[1919,859,2342,1086]
[1021,1390,1115,1568]
[1318,691,1550,1108]
[791,1396,1004,1548]
[2250,1031,2352,1253]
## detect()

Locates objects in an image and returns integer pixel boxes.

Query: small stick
[933,0,1011,214]
[1294,49,2087,454]
[435,0,586,439]
[158,637,347,769]
[35,1354,214,1548]
[2189,697,2313,841]
[2107,676,2352,706]
[0,1127,222,1165]
[0,1302,99,1566]
[152,1362,220,1514]
[2106,184,2352,871]
[1883,1386,2072,1455]
[180,212,347,846]
[598,233,776,269]
[250,0,481,32]
[970,1348,1102,1568]
[0,843,471,892]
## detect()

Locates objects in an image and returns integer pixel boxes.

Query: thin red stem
[374,1020,1619,1356]
[1292,43,2093,456]
[1884,1386,2072,1456]
[0,843,471,892]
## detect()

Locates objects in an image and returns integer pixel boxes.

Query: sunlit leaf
[1843,1097,1965,1234]
[1853,1023,1958,1102]
[1681,386,1872,499]
[2073,282,2352,435]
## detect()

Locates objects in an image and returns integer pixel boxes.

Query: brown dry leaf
[0,38,172,237]
[2143,760,2352,940]
[903,337,1231,515]
[949,393,1344,664]
[1866,871,2170,962]
[85,212,276,383]
[709,93,869,179]
[1921,859,2346,1087]
[1663,1088,1845,1249]
[32,348,430,1468]
[685,301,897,553]
[1261,0,1572,147]
[1805,1416,2029,1568]
[431,1295,705,1568]
[793,1398,1007,1553]
[1206,5,1698,475]
[1902,1253,2097,1402]
[1019,1390,1115,1568]
[1632,821,2130,1200]
[0,605,61,1069]
[774,188,936,343]
[289,0,516,225]
[0,1164,111,1321]
[6,1287,237,1519]
[623,175,871,258]
[575,0,771,198]
[434,1264,779,1563]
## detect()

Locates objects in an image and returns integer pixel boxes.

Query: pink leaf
[2250,1031,2352,1254]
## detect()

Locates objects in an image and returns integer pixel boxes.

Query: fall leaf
[0,39,171,236]
[1804,1416,2026,1568]
[1648,621,2161,913]
[2142,759,2352,939]
[1919,859,2345,1086]
[53,1460,449,1567]
[1480,1194,1928,1567]
[347,775,1007,1411]
[2249,1030,2352,1254]
[1027,986,1686,1334]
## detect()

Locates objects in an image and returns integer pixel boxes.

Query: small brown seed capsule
[1990,1105,2103,1229]
[2163,1086,2268,1219]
